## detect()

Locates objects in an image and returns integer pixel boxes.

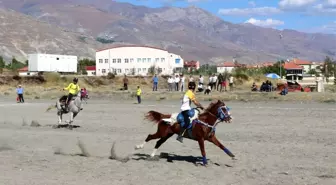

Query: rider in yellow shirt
[63,77,80,110]
[177,82,204,143]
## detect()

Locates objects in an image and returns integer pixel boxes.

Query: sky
[116,0,336,34]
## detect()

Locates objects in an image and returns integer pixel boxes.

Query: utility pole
[279,33,283,79]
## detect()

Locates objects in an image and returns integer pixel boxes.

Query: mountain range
[0,0,335,64]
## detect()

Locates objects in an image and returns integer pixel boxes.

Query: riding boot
[176,127,186,143]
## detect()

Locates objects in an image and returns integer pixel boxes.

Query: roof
[184,60,199,67]
[18,66,28,72]
[96,45,167,52]
[85,66,96,71]
[283,62,303,70]
[292,58,312,65]
[217,62,238,67]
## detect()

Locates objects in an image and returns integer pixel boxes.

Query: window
[155,58,159,62]
[137,58,141,62]
[117,69,121,73]
[56,57,59,60]
[158,68,162,73]
[125,69,129,73]
[142,68,146,72]
[130,58,134,63]
[102,69,106,73]
[105,59,108,63]
[99,59,103,63]
[112,59,116,63]
[138,68,141,72]
[125,59,129,63]
[142,58,146,62]
[175,58,180,64]
[113,69,117,73]
[147,58,151,62]
[117,59,121,63]
[161,58,165,62]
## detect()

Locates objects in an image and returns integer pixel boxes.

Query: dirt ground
[0,98,335,185]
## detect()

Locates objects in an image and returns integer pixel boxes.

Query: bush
[107,72,115,79]
[44,72,61,82]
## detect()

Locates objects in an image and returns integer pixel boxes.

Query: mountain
[0,8,107,62]
[0,0,335,63]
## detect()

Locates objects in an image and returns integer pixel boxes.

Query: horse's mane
[200,100,224,116]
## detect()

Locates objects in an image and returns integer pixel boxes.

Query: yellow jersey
[136,88,142,96]
[64,83,80,95]
[181,90,196,111]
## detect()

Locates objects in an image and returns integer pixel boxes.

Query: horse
[55,92,83,128]
[135,100,235,166]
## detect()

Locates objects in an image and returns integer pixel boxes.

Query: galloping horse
[56,92,83,128]
[135,100,236,166]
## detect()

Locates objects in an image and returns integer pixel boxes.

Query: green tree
[0,56,5,74]
[6,57,25,71]
[321,56,335,83]
[77,58,95,74]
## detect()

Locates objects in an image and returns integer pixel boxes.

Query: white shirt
[209,76,213,83]
[229,76,233,83]
[181,76,185,83]
[175,77,180,83]
[199,77,204,83]
[213,76,218,83]
[189,77,194,82]
[168,77,173,83]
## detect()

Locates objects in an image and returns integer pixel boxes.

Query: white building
[28,53,78,73]
[85,66,96,76]
[95,45,184,76]
[18,66,38,76]
[217,62,237,73]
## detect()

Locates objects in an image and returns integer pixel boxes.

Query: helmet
[188,82,196,90]
[73,77,78,83]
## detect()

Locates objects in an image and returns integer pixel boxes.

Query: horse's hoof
[68,125,73,130]
[134,145,142,150]
[232,157,237,160]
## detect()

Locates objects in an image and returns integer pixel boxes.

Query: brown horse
[135,100,236,166]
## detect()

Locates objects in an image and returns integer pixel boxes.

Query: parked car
[277,81,310,92]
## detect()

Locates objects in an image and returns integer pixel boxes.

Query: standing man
[16,85,24,103]
[167,76,173,91]
[175,74,180,91]
[136,85,142,104]
[229,75,234,91]
[198,75,204,85]
[123,74,129,90]
[217,73,223,91]
[152,74,158,91]
[180,74,185,92]
[212,74,218,90]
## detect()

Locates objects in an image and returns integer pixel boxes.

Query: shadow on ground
[132,152,223,166]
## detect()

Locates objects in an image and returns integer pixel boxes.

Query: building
[283,62,303,81]
[184,60,200,72]
[290,58,317,74]
[85,66,96,76]
[216,62,238,73]
[95,45,184,76]
[18,66,37,76]
[28,54,78,73]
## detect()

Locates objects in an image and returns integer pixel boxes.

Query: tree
[6,57,25,71]
[78,58,95,74]
[0,56,5,74]
[321,56,335,83]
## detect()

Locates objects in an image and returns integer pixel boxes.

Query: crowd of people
[166,73,234,94]
[251,80,274,92]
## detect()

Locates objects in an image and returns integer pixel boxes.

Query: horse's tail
[145,110,171,124]
[45,104,57,112]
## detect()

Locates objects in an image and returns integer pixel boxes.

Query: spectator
[229,75,234,91]
[212,74,218,90]
[204,84,211,95]
[199,75,204,85]
[168,76,173,91]
[174,75,180,91]
[152,74,158,91]
[251,82,258,91]
[180,74,185,92]
[189,75,194,83]
[123,75,128,90]
[136,85,142,104]
[221,79,227,92]
[209,75,214,89]
[217,73,223,91]
[16,85,24,103]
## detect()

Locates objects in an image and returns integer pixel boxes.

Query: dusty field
[0,98,335,185]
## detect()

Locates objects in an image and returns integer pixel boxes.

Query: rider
[63,77,80,110]
[176,81,204,143]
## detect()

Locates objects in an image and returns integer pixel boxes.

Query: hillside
[0,8,104,62]
[0,0,336,63]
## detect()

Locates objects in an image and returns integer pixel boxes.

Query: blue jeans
[153,82,158,91]
[137,95,141,104]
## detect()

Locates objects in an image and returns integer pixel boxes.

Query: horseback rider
[177,81,205,143]
[63,77,80,111]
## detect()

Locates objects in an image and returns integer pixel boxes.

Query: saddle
[176,108,199,130]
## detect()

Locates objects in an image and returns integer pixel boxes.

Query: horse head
[204,100,232,123]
